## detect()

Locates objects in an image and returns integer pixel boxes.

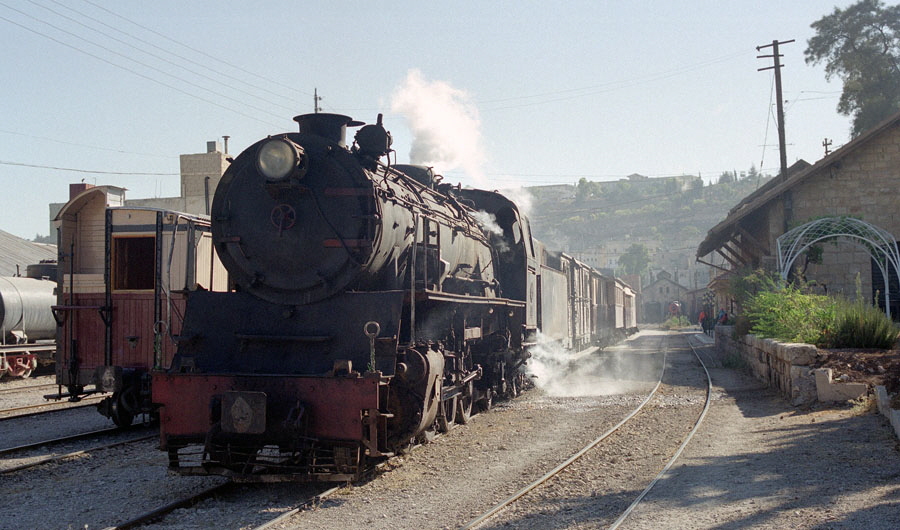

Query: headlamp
[256,138,306,182]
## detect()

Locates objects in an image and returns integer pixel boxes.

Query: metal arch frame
[776,217,900,318]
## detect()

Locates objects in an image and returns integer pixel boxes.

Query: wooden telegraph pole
[757,39,795,230]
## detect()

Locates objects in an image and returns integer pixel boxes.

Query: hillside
[521,173,773,289]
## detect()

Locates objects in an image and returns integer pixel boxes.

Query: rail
[460,333,671,529]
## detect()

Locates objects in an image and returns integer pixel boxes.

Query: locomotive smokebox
[292,113,363,147]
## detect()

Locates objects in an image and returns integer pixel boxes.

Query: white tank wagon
[0,276,56,343]
[0,273,57,378]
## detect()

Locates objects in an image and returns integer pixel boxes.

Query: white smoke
[526,333,656,397]
[390,69,486,186]
[470,210,509,253]
[470,210,503,236]
[499,186,534,220]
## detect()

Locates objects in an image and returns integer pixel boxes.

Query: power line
[28,0,294,110]
[1,2,286,124]
[480,49,754,112]
[38,0,299,112]
[0,11,282,128]
[0,159,177,175]
[328,49,755,115]
[0,129,175,159]
[78,0,314,99]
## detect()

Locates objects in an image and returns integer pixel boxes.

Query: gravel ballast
[3,330,899,529]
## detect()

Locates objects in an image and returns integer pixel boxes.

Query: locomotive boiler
[154,113,534,480]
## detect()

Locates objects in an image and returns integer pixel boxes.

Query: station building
[697,110,900,317]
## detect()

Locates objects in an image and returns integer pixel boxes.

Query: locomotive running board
[419,290,526,307]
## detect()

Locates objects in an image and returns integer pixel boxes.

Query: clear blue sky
[1,1,857,240]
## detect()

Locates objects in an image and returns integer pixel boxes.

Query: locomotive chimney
[292,113,363,147]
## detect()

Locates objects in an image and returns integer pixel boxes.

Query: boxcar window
[113,236,155,290]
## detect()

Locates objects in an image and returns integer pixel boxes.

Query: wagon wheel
[23,357,37,378]
[6,356,36,378]
[478,387,493,412]
[436,393,457,433]
[456,381,473,424]
[110,387,138,428]
[509,372,522,399]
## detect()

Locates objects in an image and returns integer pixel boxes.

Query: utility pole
[757,39,794,182]
[757,38,795,232]
[314,89,322,113]
[823,138,832,156]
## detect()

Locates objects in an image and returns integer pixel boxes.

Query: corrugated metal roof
[0,229,57,276]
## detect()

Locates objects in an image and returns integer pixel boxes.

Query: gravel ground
[2,438,227,530]
[619,339,900,530]
[5,329,899,529]
[483,334,709,529]
[0,374,58,409]
[269,330,671,530]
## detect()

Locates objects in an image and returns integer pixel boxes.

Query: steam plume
[390,69,486,186]
[526,333,658,397]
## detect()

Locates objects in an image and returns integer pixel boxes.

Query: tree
[618,243,651,275]
[575,177,592,203]
[805,0,900,136]
[717,171,736,185]
[747,163,759,181]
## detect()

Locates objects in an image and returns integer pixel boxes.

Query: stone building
[49,141,229,232]
[642,270,690,322]
[697,110,900,316]
[126,140,230,215]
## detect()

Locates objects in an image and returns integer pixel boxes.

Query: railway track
[0,425,151,457]
[1,432,157,475]
[0,382,56,395]
[104,482,342,530]
[461,332,712,529]
[0,394,104,421]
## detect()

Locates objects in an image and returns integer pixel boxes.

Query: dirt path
[621,340,900,529]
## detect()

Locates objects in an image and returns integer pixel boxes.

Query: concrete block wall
[874,385,900,440]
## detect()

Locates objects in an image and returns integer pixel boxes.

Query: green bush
[739,272,897,348]
[743,284,837,345]
[829,299,898,348]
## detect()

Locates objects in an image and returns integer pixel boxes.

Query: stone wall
[715,325,818,406]
[715,326,871,406]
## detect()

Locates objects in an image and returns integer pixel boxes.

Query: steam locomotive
[154,113,635,481]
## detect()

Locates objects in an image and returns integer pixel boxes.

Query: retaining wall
[715,325,897,440]
[714,326,819,406]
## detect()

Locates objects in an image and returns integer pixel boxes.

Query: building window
[113,236,155,290]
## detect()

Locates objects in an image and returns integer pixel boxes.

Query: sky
[0,1,859,240]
